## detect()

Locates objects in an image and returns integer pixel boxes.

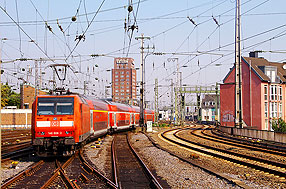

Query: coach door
[114,113,116,127]
[90,111,94,133]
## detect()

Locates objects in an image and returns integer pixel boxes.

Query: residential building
[201,94,219,122]
[112,57,137,105]
[220,52,286,130]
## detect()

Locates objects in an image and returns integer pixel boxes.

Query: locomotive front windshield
[37,97,74,115]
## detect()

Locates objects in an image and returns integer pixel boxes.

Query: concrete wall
[217,125,286,144]
[0,109,32,129]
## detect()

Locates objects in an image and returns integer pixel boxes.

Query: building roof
[224,57,286,83]
[243,57,286,83]
[202,94,218,109]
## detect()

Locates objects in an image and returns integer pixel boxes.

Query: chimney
[249,50,262,58]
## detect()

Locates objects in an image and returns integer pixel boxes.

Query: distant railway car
[32,94,154,157]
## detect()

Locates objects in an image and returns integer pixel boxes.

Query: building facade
[20,83,48,109]
[201,94,219,122]
[220,53,286,130]
[112,57,137,105]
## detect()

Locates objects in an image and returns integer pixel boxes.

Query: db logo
[51,121,60,127]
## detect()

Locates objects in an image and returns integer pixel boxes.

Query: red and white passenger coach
[32,94,154,156]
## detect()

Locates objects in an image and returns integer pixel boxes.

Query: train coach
[32,94,154,157]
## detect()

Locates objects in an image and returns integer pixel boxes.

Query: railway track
[191,125,286,157]
[112,133,163,189]
[161,128,286,181]
[212,127,286,151]
[1,150,117,188]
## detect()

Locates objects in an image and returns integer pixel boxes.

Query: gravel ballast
[129,131,240,188]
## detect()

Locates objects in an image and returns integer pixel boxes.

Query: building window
[274,102,277,117]
[126,71,129,74]
[126,89,129,92]
[270,102,274,118]
[121,93,124,95]
[115,86,118,89]
[120,79,125,81]
[115,90,118,92]
[115,72,118,74]
[126,79,129,81]
[126,75,129,78]
[121,82,124,85]
[265,119,268,130]
[279,102,282,117]
[121,71,124,74]
[115,79,118,81]
[264,102,268,117]
[121,90,124,92]
[115,97,119,99]
[115,75,118,78]
[264,85,268,100]
[279,86,282,101]
[270,85,277,100]
[121,75,124,78]
[115,82,118,85]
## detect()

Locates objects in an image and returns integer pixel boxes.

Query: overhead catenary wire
[65,0,107,61]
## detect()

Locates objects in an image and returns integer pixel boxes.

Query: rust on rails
[1,160,44,189]
[78,150,118,188]
[162,128,286,180]
[142,131,250,189]
[112,133,163,189]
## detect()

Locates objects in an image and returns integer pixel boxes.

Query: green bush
[272,118,286,133]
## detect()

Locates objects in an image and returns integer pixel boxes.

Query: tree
[1,83,21,108]
[272,118,286,133]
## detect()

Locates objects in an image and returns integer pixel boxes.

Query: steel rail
[41,155,76,189]
[111,138,119,188]
[78,150,118,188]
[162,129,286,178]
[126,133,164,189]
[212,128,286,152]
[183,128,286,169]
[1,160,45,188]
[196,127,286,156]
[142,131,250,189]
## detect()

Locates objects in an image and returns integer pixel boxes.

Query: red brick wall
[20,84,48,109]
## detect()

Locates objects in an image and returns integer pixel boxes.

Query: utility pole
[235,0,243,128]
[35,60,39,98]
[170,79,174,122]
[215,83,219,125]
[154,78,159,125]
[135,34,150,127]
[84,81,87,95]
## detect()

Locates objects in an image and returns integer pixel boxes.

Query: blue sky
[1,0,286,108]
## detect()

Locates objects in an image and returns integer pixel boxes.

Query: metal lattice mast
[154,78,159,125]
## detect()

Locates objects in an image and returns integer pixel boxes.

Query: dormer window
[265,66,277,83]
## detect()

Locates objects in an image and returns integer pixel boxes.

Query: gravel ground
[1,156,37,185]
[130,130,240,188]
[84,135,114,179]
[176,128,286,188]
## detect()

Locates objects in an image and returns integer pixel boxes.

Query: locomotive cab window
[37,97,74,115]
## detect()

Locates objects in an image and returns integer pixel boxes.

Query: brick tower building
[112,58,137,105]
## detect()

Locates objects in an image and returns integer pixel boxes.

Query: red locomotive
[32,94,154,156]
